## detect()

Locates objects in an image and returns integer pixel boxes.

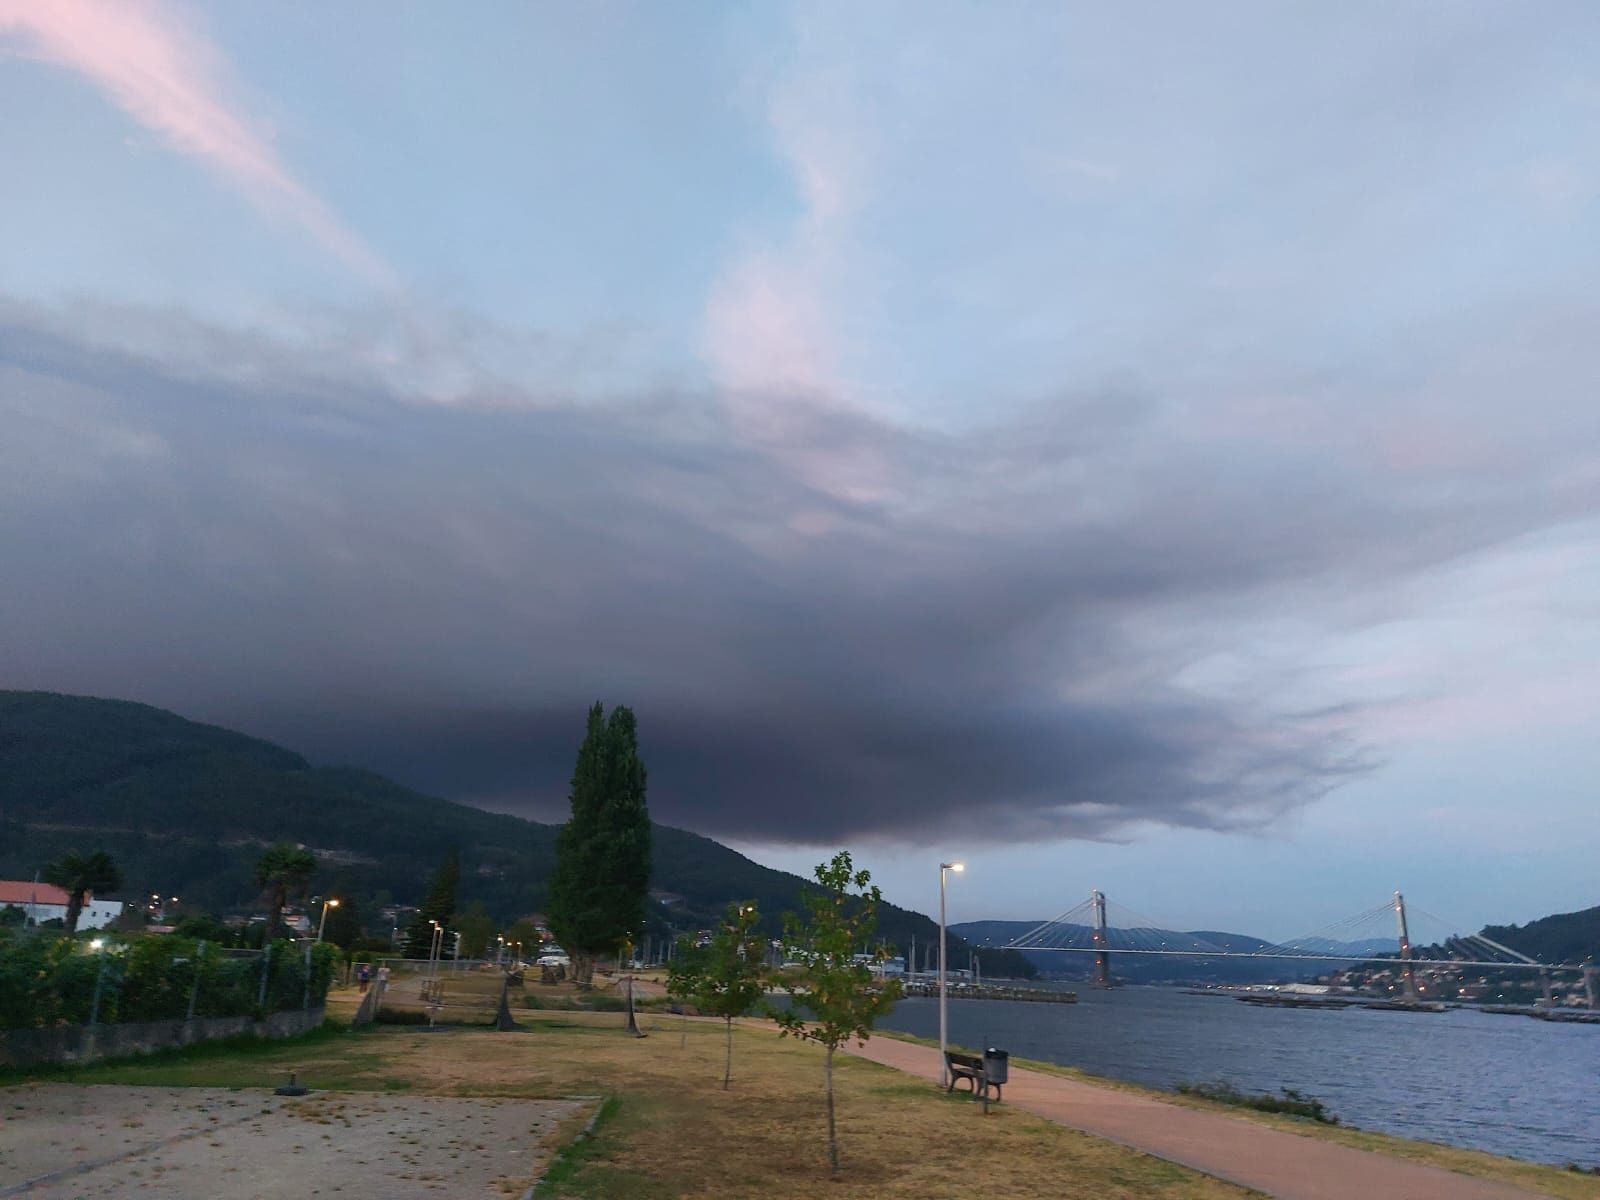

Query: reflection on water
[880,985,1600,1166]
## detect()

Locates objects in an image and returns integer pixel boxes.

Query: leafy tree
[172,911,233,943]
[773,852,903,1177]
[502,918,540,962]
[42,849,122,933]
[0,904,25,927]
[455,900,494,959]
[667,901,767,1089]
[404,849,460,958]
[254,843,315,941]
[546,703,651,985]
[322,894,362,950]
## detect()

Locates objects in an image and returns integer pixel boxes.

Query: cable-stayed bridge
[1002,890,1597,999]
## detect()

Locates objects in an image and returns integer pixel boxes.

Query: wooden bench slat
[943,1049,1003,1101]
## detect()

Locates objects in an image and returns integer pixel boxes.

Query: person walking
[357,963,371,993]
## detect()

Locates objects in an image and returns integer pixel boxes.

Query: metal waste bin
[983,1048,1009,1085]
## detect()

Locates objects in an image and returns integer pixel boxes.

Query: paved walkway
[845,1037,1542,1200]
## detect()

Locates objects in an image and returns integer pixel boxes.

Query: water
[880,986,1600,1166]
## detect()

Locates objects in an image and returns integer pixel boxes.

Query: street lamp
[316,898,340,943]
[939,861,964,1086]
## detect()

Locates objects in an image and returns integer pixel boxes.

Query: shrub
[1176,1081,1339,1124]
[0,934,338,1030]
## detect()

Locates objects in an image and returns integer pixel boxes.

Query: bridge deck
[844,1035,1543,1200]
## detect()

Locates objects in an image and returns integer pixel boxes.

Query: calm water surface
[881,986,1599,1166]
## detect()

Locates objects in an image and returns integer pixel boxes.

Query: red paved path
[845,1035,1543,1200]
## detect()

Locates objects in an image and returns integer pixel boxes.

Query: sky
[2,1,1597,940]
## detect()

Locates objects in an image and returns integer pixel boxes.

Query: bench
[945,1051,1002,1101]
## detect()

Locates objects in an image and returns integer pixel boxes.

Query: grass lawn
[879,1030,1600,1200]
[11,1011,1261,1199]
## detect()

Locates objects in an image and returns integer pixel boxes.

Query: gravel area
[0,1084,584,1198]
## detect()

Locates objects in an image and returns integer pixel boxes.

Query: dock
[898,981,1078,1004]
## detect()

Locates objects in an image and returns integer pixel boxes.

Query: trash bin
[983,1048,1009,1085]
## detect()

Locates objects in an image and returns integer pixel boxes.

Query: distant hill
[953,920,1409,984]
[1481,905,1600,965]
[956,907,1597,985]
[0,691,1035,976]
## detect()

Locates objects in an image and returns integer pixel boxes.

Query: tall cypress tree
[404,849,460,958]
[547,703,652,985]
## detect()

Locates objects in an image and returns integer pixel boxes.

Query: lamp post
[939,861,964,1086]
[316,898,340,943]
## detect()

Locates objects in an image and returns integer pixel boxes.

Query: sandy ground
[0,1085,584,1198]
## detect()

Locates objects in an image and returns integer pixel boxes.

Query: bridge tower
[1091,889,1112,989]
[1392,890,1418,1000]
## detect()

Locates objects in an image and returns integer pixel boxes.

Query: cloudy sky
[3,2,1596,938]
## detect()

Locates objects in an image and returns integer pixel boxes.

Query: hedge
[0,933,336,1030]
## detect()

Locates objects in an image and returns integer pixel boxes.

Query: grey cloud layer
[2,301,1595,842]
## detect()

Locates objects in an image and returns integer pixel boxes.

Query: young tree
[254,843,315,941]
[42,850,122,934]
[546,703,651,986]
[667,902,767,1089]
[455,900,494,959]
[404,849,460,958]
[773,852,903,1177]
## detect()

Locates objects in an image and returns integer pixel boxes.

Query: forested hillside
[0,691,1034,975]
[1482,905,1600,965]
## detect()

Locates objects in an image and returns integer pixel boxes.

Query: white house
[0,880,123,930]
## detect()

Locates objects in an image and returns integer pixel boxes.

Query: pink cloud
[0,0,391,287]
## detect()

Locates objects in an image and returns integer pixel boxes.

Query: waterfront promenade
[846,1036,1546,1200]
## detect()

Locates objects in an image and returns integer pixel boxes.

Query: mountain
[0,691,1034,976]
[955,908,1598,986]
[1481,906,1600,965]
[1285,936,1400,958]
[951,920,1393,984]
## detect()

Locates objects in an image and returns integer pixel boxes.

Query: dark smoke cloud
[2,298,1596,842]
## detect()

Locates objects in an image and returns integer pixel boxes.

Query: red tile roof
[0,881,72,906]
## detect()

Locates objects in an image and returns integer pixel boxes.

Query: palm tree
[42,850,122,934]
[255,843,316,940]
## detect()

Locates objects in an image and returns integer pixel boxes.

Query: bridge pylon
[1393,890,1418,1000]
[1091,889,1112,989]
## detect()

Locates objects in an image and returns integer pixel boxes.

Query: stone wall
[1,1007,325,1069]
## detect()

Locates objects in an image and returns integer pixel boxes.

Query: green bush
[1176,1081,1339,1124]
[0,934,338,1030]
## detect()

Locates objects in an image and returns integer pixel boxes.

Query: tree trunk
[723,1017,733,1089]
[570,952,595,987]
[266,885,285,942]
[825,1044,839,1175]
[64,889,85,934]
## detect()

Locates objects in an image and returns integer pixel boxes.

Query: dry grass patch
[39,1013,1256,1199]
